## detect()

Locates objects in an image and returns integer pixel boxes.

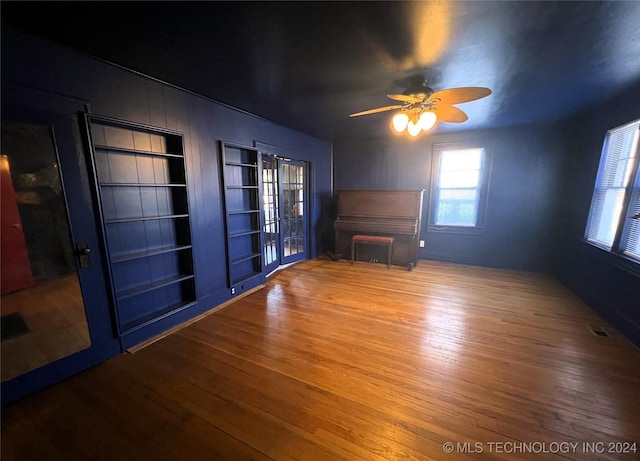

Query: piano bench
[351,235,395,269]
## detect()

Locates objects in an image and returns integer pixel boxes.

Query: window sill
[427,225,485,236]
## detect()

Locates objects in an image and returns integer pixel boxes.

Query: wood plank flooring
[2,258,639,460]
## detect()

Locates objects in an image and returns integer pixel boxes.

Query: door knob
[75,242,92,268]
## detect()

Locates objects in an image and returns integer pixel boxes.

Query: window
[585,119,640,262]
[431,146,487,228]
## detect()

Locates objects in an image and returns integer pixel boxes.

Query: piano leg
[350,239,355,265]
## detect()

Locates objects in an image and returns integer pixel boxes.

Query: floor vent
[1,312,30,341]
[587,324,610,337]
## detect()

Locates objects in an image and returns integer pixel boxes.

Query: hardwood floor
[2,258,639,460]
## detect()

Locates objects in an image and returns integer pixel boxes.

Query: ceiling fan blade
[387,94,422,103]
[430,87,492,105]
[434,105,468,123]
[349,105,403,117]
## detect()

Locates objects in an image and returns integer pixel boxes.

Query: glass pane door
[1,88,118,405]
[1,122,91,382]
[262,155,280,274]
[280,160,307,264]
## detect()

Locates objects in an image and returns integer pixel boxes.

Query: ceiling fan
[349,76,492,136]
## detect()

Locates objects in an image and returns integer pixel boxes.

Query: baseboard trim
[126,284,265,353]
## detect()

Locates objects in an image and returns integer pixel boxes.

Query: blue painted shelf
[220,142,263,290]
[89,117,196,335]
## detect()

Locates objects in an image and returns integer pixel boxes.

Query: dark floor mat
[1,312,30,341]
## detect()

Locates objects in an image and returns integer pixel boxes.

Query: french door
[261,156,308,272]
[1,86,118,405]
[280,160,307,264]
[261,155,281,274]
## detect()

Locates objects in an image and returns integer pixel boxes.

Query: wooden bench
[351,235,394,269]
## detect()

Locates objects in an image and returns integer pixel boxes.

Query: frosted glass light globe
[418,111,437,131]
[407,120,421,137]
[391,113,409,132]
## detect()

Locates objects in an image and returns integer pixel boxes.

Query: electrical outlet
[231,287,236,295]
[419,240,425,248]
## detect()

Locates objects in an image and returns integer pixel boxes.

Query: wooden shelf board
[229,230,261,238]
[94,144,183,158]
[225,161,258,168]
[230,252,261,265]
[101,183,186,187]
[106,214,189,224]
[117,274,195,299]
[111,245,192,263]
[227,210,260,216]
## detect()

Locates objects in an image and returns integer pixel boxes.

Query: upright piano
[333,190,424,270]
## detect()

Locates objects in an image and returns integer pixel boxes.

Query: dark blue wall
[334,123,568,272]
[2,29,333,349]
[555,82,640,348]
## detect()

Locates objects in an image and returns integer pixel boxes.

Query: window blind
[586,121,640,249]
[623,170,640,260]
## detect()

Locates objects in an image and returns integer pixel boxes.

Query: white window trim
[428,142,491,234]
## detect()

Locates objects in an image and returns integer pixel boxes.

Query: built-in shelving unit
[220,142,263,290]
[88,117,196,334]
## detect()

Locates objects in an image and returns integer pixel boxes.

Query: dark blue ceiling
[3,1,640,141]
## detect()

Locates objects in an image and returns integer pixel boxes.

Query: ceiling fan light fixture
[407,120,422,137]
[391,113,409,132]
[390,110,436,136]
[351,77,491,137]
[418,111,437,131]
